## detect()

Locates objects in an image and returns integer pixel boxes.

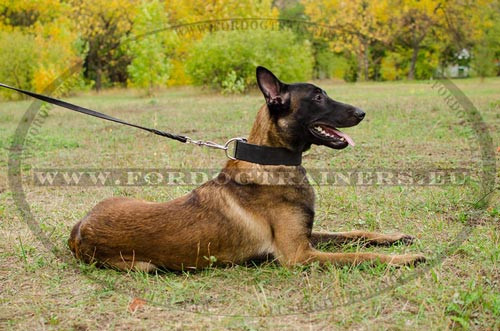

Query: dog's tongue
[324,127,355,146]
[333,129,355,146]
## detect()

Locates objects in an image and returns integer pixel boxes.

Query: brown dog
[68,67,425,272]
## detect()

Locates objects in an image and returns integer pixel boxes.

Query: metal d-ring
[224,137,247,160]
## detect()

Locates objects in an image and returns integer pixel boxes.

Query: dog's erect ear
[256,66,289,109]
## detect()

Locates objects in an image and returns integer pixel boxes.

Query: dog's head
[256,66,365,151]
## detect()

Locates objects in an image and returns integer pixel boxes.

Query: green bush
[380,51,407,81]
[186,29,313,92]
[414,49,439,80]
[329,54,350,80]
[0,30,36,100]
[315,49,334,79]
[380,48,438,81]
[343,54,359,83]
[313,49,351,81]
[126,0,173,94]
[471,43,497,79]
[221,70,245,94]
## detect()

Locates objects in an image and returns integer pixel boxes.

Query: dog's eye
[314,94,322,102]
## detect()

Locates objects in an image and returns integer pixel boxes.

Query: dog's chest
[220,190,275,256]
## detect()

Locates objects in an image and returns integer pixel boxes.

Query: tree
[0,0,62,28]
[186,29,313,92]
[126,0,173,95]
[303,0,390,81]
[165,0,277,23]
[70,0,138,90]
[439,0,500,79]
[0,0,81,95]
[164,0,278,85]
[385,0,443,80]
[0,31,35,99]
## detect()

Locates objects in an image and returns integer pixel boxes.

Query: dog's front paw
[388,253,426,267]
[390,233,416,245]
[369,233,416,246]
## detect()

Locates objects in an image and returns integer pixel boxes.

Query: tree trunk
[357,52,363,81]
[358,39,369,81]
[95,67,102,91]
[408,45,419,80]
[363,44,369,81]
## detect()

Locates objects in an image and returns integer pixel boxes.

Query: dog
[68,66,425,272]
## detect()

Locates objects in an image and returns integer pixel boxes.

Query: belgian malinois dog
[69,67,425,272]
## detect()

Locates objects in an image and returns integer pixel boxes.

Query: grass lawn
[0,78,499,330]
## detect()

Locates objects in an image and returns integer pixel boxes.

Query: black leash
[0,82,188,143]
[0,82,302,166]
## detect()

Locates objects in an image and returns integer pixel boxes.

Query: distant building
[443,49,470,78]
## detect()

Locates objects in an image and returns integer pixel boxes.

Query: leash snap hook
[185,137,227,150]
[184,136,247,161]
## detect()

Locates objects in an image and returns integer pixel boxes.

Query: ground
[0,78,499,330]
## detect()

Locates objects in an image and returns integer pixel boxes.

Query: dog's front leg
[273,230,425,267]
[310,230,415,248]
[297,249,426,267]
[276,243,426,267]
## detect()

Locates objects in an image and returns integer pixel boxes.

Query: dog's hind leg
[106,260,158,272]
[310,230,415,248]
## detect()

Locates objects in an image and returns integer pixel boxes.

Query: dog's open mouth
[309,123,355,149]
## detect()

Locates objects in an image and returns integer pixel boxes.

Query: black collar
[233,140,302,166]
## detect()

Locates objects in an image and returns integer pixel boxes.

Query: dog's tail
[68,218,84,259]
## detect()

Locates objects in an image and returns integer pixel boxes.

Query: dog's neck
[222,105,309,185]
[246,104,294,150]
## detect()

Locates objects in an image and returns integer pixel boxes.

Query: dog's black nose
[354,108,365,120]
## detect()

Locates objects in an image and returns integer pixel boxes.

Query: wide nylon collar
[233,140,302,166]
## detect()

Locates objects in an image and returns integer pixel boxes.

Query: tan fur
[68,104,425,271]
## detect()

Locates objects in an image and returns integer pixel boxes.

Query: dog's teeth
[340,137,345,141]
[314,126,339,139]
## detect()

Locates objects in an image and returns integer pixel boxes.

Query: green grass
[0,78,499,330]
